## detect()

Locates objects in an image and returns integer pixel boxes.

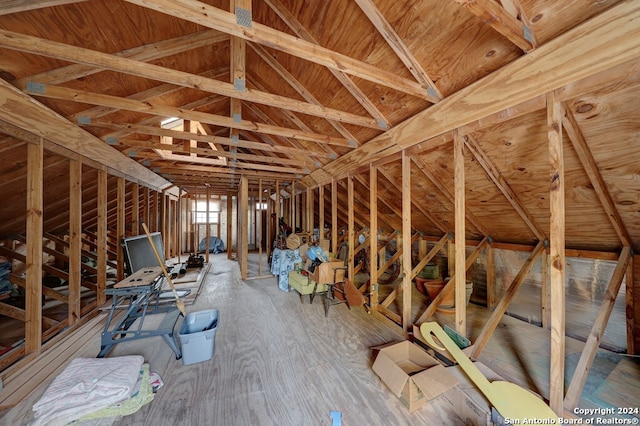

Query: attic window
[161,117,181,127]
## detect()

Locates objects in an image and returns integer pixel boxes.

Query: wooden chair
[324,275,365,317]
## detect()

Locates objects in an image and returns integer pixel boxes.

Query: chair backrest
[343,278,365,307]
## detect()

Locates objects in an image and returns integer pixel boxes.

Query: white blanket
[31,355,144,426]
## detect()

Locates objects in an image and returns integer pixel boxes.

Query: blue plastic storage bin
[178,309,219,366]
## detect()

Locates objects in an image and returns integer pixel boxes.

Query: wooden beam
[410,234,448,280]
[0,79,171,191]
[68,158,81,325]
[412,155,489,236]
[117,177,125,281]
[547,92,565,415]
[264,0,388,125]
[0,30,382,130]
[376,167,448,234]
[0,0,87,15]
[249,43,360,144]
[454,130,467,336]
[415,236,489,324]
[96,168,107,306]
[30,85,351,148]
[115,135,316,166]
[541,246,550,329]
[131,182,140,236]
[564,246,632,409]
[369,164,378,310]
[239,176,248,279]
[632,255,640,355]
[308,1,640,183]
[124,0,437,104]
[354,0,442,100]
[331,180,338,255]
[402,150,412,334]
[563,107,632,246]
[487,242,496,308]
[347,176,355,280]
[470,241,545,358]
[14,30,227,87]
[25,139,43,355]
[452,0,534,52]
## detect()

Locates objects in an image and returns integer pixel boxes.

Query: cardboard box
[372,341,459,412]
[441,362,506,426]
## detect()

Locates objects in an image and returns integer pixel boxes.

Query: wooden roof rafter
[248,42,361,145]
[123,0,438,107]
[305,1,640,185]
[135,151,305,175]
[374,167,449,233]
[13,30,229,88]
[25,83,353,149]
[453,0,535,52]
[240,101,340,161]
[411,154,489,236]
[0,30,381,130]
[0,79,173,191]
[562,106,632,247]
[0,0,88,16]
[464,133,546,242]
[264,0,389,125]
[354,0,443,101]
[89,121,327,164]
[70,68,229,123]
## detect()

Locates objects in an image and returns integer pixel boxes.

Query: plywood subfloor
[2,252,638,424]
[0,254,460,425]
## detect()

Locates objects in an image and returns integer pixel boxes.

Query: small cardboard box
[372,341,459,412]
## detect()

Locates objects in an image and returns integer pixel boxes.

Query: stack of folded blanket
[31,355,154,426]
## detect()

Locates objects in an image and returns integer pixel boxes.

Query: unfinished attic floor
[0,253,637,425]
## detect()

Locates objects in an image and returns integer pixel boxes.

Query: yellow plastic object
[419,322,557,422]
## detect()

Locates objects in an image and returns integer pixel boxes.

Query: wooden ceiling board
[378,0,522,96]
[469,110,551,236]
[265,0,412,78]
[0,1,638,252]
[521,0,624,45]
[566,76,640,250]
[462,148,539,245]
